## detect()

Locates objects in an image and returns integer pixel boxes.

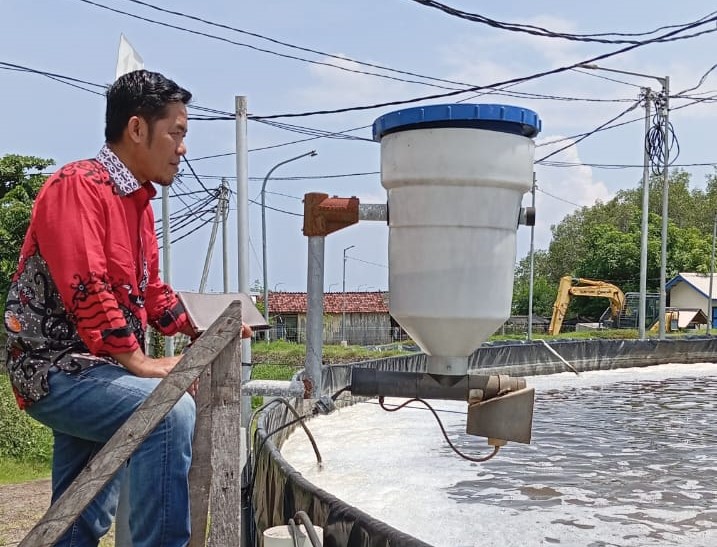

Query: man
[3,70,246,546]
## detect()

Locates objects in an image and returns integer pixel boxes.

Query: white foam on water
[280,363,717,546]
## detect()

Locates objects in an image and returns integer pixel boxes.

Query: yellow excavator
[548,276,626,335]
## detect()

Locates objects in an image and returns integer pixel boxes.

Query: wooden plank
[20,301,245,547]
[207,325,243,546]
[188,366,213,547]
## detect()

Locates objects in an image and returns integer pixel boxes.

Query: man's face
[137,102,188,185]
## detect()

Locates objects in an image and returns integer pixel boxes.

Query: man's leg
[26,364,196,547]
[49,432,124,546]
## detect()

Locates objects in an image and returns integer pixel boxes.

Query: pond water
[281,362,717,546]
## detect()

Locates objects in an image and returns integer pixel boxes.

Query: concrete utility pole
[579,65,670,339]
[162,187,173,357]
[709,215,716,335]
[638,88,652,340]
[658,77,670,340]
[199,183,230,293]
[235,96,251,423]
[236,97,250,344]
[221,178,230,293]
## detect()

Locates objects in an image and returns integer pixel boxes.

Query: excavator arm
[548,276,626,335]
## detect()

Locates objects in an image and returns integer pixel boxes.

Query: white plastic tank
[372,103,541,375]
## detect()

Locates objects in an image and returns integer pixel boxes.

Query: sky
[1,0,716,295]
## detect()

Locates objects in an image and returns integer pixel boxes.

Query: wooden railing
[19,301,245,547]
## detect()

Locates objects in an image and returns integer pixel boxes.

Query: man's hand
[112,348,181,378]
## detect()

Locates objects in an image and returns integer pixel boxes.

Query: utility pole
[199,183,229,293]
[709,214,716,335]
[342,245,355,344]
[638,88,652,340]
[161,187,173,357]
[527,173,536,341]
[579,64,670,339]
[236,96,251,426]
[658,76,670,340]
[221,178,229,293]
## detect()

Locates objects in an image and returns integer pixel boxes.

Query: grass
[0,457,50,484]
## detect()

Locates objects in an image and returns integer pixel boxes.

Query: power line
[407,1,717,44]
[248,14,717,119]
[117,0,486,90]
[75,0,466,90]
[537,187,583,208]
[535,100,642,163]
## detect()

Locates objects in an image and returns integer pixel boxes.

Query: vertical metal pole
[235,96,252,425]
[221,178,229,293]
[162,186,173,357]
[342,244,354,344]
[709,215,716,335]
[305,236,325,397]
[658,77,670,339]
[638,88,652,340]
[261,181,269,334]
[527,173,536,341]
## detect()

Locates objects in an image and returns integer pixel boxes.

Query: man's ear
[126,115,147,144]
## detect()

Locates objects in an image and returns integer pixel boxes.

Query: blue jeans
[26,363,196,547]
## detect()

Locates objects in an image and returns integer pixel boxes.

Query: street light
[342,245,355,344]
[579,64,670,339]
[261,150,317,333]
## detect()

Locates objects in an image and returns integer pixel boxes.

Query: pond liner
[249,336,717,546]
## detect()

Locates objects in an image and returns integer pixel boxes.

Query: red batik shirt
[3,145,189,407]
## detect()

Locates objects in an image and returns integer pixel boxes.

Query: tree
[0,154,53,314]
[533,169,714,323]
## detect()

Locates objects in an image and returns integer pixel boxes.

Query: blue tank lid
[372,103,542,141]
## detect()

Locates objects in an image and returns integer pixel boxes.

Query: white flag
[115,34,144,80]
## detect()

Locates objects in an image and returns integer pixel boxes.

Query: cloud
[517,135,612,258]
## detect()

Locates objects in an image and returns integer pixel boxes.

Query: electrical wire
[75,0,466,90]
[535,100,642,163]
[407,1,717,45]
[378,397,500,463]
[645,92,680,176]
[537,187,583,208]
[675,63,717,95]
[118,0,484,91]
[248,14,717,119]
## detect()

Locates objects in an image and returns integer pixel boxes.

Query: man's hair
[105,70,192,143]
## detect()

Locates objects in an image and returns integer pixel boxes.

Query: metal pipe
[342,244,355,344]
[305,236,325,397]
[350,368,526,401]
[241,379,305,397]
[358,203,388,222]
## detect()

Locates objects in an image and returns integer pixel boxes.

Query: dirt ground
[0,479,51,546]
[0,480,114,546]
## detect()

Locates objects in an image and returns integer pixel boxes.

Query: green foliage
[519,169,717,323]
[251,339,412,367]
[0,373,53,464]
[0,457,50,484]
[0,154,53,315]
